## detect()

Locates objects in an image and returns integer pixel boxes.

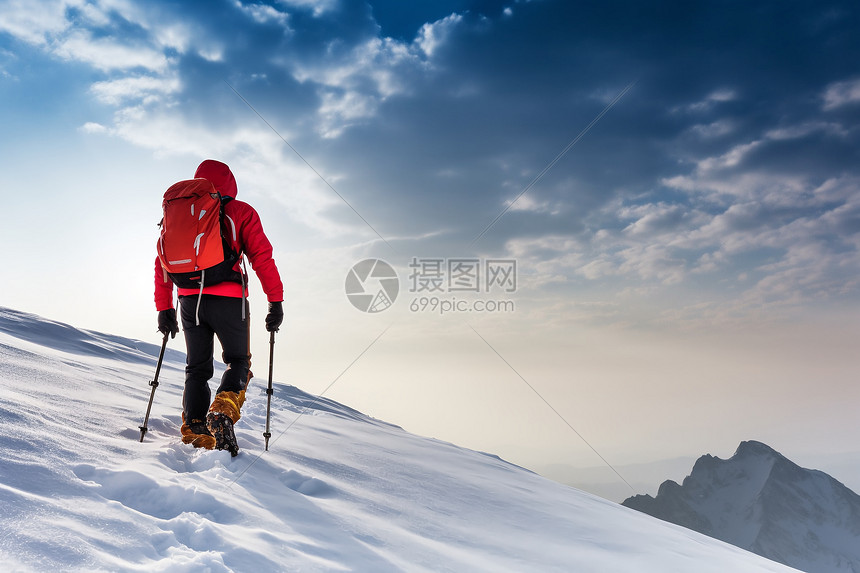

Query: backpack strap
[220,195,248,322]
[241,258,249,322]
[195,270,205,326]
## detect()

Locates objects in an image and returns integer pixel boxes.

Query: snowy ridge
[623,441,860,573]
[0,307,799,572]
[0,307,186,366]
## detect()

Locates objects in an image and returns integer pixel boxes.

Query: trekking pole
[264,330,275,450]
[139,333,169,442]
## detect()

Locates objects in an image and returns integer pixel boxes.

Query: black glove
[266,301,284,332]
[157,309,179,339]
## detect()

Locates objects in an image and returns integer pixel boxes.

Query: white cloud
[53,30,169,72]
[822,77,860,110]
[89,75,180,105]
[706,88,736,103]
[197,47,224,62]
[674,88,738,114]
[668,119,849,203]
[416,13,464,58]
[150,24,192,53]
[814,175,858,203]
[299,36,416,99]
[317,90,378,138]
[505,193,557,214]
[75,1,113,26]
[579,257,616,280]
[0,0,74,46]
[235,1,291,26]
[688,120,735,139]
[276,0,336,17]
[505,235,582,258]
[292,36,426,137]
[742,240,855,308]
[94,1,194,54]
[79,121,107,133]
[764,121,848,140]
[696,139,762,172]
[501,235,588,291]
[617,243,686,285]
[97,104,347,235]
[519,169,860,317]
[0,0,180,72]
[0,48,18,80]
[109,106,254,158]
[620,203,690,237]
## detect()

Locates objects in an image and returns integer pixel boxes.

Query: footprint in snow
[157,444,234,474]
[73,464,236,523]
[279,470,336,498]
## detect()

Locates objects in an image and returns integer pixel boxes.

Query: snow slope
[623,441,860,573]
[0,307,799,572]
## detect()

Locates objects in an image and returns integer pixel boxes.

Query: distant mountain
[623,440,860,573]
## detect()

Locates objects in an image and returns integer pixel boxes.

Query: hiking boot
[181,416,216,450]
[206,411,239,456]
[208,390,245,423]
[205,390,245,456]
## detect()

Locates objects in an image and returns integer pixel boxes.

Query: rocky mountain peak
[623,441,860,573]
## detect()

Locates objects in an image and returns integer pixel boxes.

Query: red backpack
[156,178,242,289]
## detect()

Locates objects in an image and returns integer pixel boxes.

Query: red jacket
[154,160,283,311]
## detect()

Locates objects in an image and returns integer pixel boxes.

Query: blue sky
[2,0,859,493]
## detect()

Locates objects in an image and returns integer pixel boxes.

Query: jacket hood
[194,159,237,199]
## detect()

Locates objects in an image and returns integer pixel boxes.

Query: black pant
[179,295,251,422]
